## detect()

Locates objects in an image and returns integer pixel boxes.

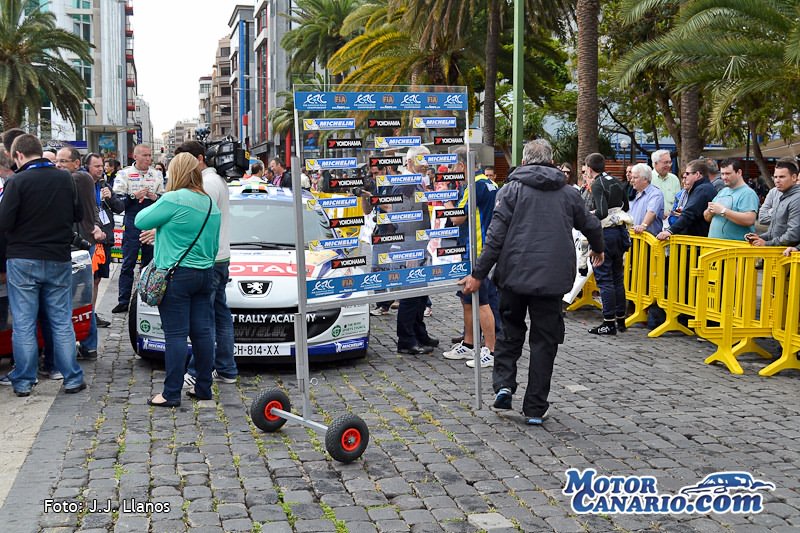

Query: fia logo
[355,93,376,105]
[304,93,327,105]
[341,278,354,289]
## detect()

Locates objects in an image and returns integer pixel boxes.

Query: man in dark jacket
[460,139,604,425]
[657,159,716,239]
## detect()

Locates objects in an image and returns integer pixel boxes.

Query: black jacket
[472,163,604,296]
[0,159,78,262]
[667,176,716,237]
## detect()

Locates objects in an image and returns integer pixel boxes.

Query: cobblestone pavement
[1,279,799,533]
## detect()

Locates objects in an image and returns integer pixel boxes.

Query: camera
[71,232,91,251]
[195,129,248,182]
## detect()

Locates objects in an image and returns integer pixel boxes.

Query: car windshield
[228,199,334,247]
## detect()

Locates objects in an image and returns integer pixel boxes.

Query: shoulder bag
[137,197,213,306]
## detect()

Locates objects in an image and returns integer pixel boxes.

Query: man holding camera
[112,144,163,314]
[0,134,87,396]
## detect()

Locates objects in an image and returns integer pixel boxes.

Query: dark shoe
[451,334,464,344]
[64,382,87,394]
[14,389,31,397]
[77,347,97,361]
[111,303,128,314]
[492,387,513,411]
[398,344,434,355]
[616,317,627,332]
[186,388,213,401]
[588,322,617,335]
[420,336,439,348]
[148,395,180,407]
[95,315,111,328]
[525,408,550,426]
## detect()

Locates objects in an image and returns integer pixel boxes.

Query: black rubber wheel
[250,388,291,433]
[325,413,369,463]
[128,293,139,354]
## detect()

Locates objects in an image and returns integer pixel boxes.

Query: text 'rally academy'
[563,469,774,515]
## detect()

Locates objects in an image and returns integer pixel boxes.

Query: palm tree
[0,0,93,129]
[281,0,362,83]
[576,0,600,165]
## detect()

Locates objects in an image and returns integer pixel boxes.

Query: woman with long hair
[135,152,221,407]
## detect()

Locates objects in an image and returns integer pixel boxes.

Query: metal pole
[291,98,311,417]
[511,0,525,166]
[466,150,482,410]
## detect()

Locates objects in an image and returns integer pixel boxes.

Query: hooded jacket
[759,183,800,246]
[666,176,715,237]
[472,163,604,296]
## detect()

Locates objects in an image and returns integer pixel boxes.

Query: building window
[221,66,230,77]
[221,86,231,96]
[72,60,93,98]
[73,0,91,8]
[221,47,230,57]
[71,14,91,42]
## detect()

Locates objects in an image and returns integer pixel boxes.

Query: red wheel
[250,388,291,432]
[325,414,369,463]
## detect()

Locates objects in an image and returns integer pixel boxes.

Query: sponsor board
[437,207,467,218]
[309,237,359,250]
[404,267,427,284]
[317,196,359,209]
[376,211,424,224]
[434,136,464,145]
[327,138,364,149]
[372,233,405,245]
[305,157,359,170]
[331,256,367,269]
[437,245,467,257]
[419,153,458,165]
[378,249,426,264]
[375,136,421,148]
[564,469,774,515]
[329,216,365,228]
[412,117,457,129]
[302,118,355,130]
[416,227,460,241]
[369,156,403,166]
[294,91,468,111]
[415,190,459,203]
[329,178,365,188]
[368,118,402,128]
[435,172,465,182]
[369,194,404,206]
[376,174,423,187]
[334,339,366,352]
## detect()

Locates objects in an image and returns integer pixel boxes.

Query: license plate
[233,344,290,357]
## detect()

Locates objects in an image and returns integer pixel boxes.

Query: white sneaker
[443,342,474,360]
[183,372,196,389]
[423,307,433,317]
[212,370,237,384]
[466,347,494,368]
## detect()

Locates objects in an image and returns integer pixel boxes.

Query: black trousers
[492,290,565,417]
[396,296,429,348]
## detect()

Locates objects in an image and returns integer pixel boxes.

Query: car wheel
[325,413,369,464]
[250,388,291,433]
[128,293,139,354]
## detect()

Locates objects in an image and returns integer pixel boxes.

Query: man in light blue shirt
[629,163,664,236]
[704,158,758,241]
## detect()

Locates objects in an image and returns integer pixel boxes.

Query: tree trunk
[679,88,702,165]
[749,121,772,186]
[576,0,599,165]
[654,91,681,161]
[483,0,500,148]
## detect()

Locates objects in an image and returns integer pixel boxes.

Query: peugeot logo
[239,281,271,296]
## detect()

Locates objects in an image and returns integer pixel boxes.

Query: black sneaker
[96,315,111,328]
[492,387,513,411]
[616,317,627,332]
[77,346,98,360]
[111,303,128,314]
[588,322,617,335]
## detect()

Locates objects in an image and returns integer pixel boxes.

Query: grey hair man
[650,149,681,220]
[459,139,604,425]
[629,163,664,236]
[706,158,724,193]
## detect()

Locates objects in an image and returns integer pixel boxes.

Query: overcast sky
[132,0,241,136]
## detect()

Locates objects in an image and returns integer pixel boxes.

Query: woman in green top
[135,152,221,407]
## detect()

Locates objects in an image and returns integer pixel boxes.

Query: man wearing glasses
[656,160,716,240]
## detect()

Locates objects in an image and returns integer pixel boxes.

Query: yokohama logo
[370,157,403,166]
[331,256,367,269]
[368,119,401,128]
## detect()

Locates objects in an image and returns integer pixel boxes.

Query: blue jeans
[187,261,237,379]
[593,226,628,320]
[7,259,83,392]
[158,266,214,402]
[119,216,153,305]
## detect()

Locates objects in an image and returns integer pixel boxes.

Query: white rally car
[129,184,370,363]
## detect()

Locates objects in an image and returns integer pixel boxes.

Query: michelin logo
[318,197,359,209]
[412,117,457,128]
[375,136,421,148]
[310,238,359,250]
[377,174,423,186]
[416,190,459,203]
[354,93,376,105]
[303,118,356,130]
[377,211,424,224]
[306,157,359,170]
[378,250,425,264]
[335,339,366,353]
[564,469,774,515]
[416,227,460,241]
[419,153,458,165]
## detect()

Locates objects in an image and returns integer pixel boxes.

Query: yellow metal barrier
[623,231,660,327]
[648,236,749,338]
[689,247,781,374]
[760,253,800,376]
[566,274,602,311]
